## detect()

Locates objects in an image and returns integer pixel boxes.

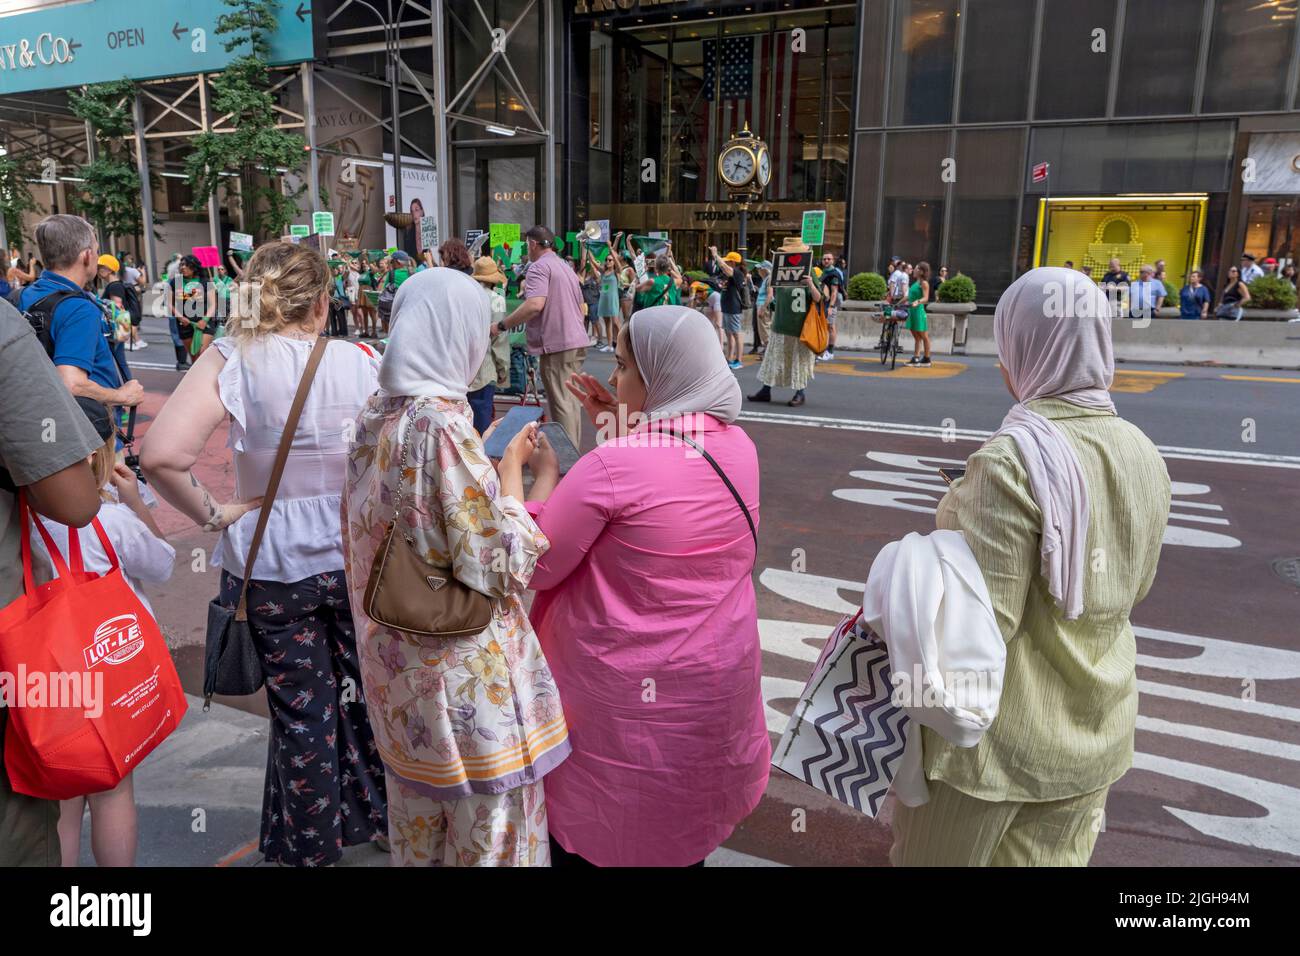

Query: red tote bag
[0,492,187,799]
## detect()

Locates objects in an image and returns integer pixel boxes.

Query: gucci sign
[0,33,81,71]
[494,190,535,202]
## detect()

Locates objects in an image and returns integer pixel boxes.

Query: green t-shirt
[770,285,807,337]
[635,274,678,310]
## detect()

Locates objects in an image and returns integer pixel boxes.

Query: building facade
[3,0,1300,303]
[847,0,1300,302]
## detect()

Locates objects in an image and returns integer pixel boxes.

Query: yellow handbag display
[800,298,829,354]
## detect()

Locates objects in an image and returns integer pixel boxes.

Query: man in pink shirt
[493,225,588,445]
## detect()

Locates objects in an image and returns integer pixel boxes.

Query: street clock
[717,123,770,201]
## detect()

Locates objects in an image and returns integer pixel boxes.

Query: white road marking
[1137,716,1300,763]
[758,568,1300,858]
[739,409,1300,469]
[832,450,1243,548]
[1138,680,1300,723]
[1131,753,1300,857]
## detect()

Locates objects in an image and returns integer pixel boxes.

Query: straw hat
[471,256,506,286]
[778,236,811,254]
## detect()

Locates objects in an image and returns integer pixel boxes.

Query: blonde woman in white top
[141,242,388,867]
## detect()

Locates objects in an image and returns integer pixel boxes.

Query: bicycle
[877,306,904,369]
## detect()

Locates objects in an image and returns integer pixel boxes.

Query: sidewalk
[69,693,780,867]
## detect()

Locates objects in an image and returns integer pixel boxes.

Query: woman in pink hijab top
[891,267,1171,866]
[496,305,769,867]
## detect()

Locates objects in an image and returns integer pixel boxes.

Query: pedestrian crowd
[1,213,1170,869]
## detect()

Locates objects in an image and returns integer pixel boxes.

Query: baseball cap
[97,254,120,272]
[76,397,114,443]
[724,251,742,263]
[1264,257,1278,265]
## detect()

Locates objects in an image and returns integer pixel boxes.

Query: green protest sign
[801,210,826,247]
[312,211,335,236]
[290,224,310,238]
[489,223,521,247]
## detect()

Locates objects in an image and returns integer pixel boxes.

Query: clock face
[720,145,756,187]
[757,147,771,187]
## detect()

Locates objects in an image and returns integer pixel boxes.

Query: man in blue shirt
[1179,269,1212,320]
[19,215,143,410]
[1127,263,1166,320]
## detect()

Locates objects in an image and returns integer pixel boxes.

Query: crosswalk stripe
[738,410,1300,468]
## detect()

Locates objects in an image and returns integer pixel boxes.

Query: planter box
[961,314,1300,368]
[1240,308,1300,321]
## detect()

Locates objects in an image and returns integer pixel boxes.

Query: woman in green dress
[355,253,378,338]
[748,236,820,408]
[906,261,932,368]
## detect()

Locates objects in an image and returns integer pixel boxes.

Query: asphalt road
[115,321,1300,867]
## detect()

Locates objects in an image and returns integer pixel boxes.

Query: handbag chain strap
[390,398,432,548]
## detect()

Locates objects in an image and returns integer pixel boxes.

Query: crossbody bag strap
[235,335,330,620]
[659,427,757,561]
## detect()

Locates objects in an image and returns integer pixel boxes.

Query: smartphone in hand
[938,467,966,485]
[484,405,545,459]
[539,422,581,474]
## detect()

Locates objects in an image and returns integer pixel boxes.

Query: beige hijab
[991,267,1116,620]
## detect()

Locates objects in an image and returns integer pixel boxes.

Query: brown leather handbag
[362,404,493,638]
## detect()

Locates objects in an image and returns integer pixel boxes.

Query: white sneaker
[136,339,148,348]
[816,350,832,362]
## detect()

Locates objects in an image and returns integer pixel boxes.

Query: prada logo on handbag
[426,575,447,591]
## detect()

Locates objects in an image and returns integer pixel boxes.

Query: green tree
[0,152,41,246]
[185,0,306,237]
[68,78,145,241]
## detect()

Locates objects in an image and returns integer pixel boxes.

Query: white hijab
[990,267,1116,621]
[378,268,489,401]
[629,306,742,423]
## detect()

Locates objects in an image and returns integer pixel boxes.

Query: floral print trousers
[220,570,389,866]
[386,777,550,867]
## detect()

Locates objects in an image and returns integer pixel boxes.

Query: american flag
[703,36,754,101]
[701,32,799,198]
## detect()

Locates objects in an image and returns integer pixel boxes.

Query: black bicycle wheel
[889,327,900,370]
[878,323,890,365]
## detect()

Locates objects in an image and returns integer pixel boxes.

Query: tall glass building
[847,0,1300,302]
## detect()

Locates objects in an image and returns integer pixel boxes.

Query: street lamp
[716,122,770,259]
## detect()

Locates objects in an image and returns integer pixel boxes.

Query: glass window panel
[1204,0,1297,113]
[856,0,889,128]
[1026,120,1234,194]
[849,132,882,272]
[881,130,949,267]
[959,0,1036,123]
[1116,0,1203,116]
[888,0,960,125]
[949,128,1026,299]
[1036,0,1116,120]
[668,31,709,202]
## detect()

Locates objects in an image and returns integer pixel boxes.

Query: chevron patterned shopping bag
[772,610,909,818]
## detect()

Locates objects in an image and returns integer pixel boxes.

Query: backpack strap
[22,288,85,356]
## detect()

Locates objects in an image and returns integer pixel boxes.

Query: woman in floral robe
[342,268,570,866]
